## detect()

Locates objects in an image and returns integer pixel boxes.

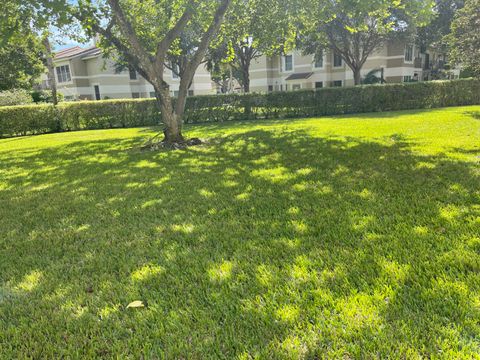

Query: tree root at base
[141,137,203,151]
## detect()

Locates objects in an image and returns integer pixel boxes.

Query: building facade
[42,46,215,101]
[247,40,459,93]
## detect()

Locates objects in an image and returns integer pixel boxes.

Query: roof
[285,72,314,81]
[54,45,102,60]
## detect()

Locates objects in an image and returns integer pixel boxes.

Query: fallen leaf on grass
[126,300,145,309]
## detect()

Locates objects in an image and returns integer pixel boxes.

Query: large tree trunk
[155,85,184,144]
[241,61,251,117]
[42,37,58,105]
[353,67,362,86]
[228,65,233,93]
[242,67,250,93]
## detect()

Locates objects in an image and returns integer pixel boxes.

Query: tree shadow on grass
[465,111,480,120]
[0,129,479,358]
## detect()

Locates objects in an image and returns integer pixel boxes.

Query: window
[56,65,71,83]
[331,80,342,87]
[284,55,293,71]
[268,85,274,92]
[150,92,156,98]
[292,84,301,91]
[403,75,412,82]
[315,81,323,89]
[129,67,137,80]
[132,92,140,98]
[94,85,101,100]
[404,45,414,63]
[173,90,179,97]
[172,63,180,79]
[188,90,194,96]
[314,51,323,68]
[333,52,343,67]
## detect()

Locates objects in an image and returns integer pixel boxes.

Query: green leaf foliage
[446,0,480,78]
[1,79,479,138]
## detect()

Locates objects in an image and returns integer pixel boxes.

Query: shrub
[0,89,33,107]
[0,79,479,138]
[57,99,160,130]
[0,104,58,137]
[31,90,65,103]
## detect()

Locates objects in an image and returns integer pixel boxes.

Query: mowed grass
[1,106,479,359]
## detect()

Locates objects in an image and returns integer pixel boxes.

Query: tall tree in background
[0,1,46,91]
[446,0,480,77]
[297,0,435,85]
[41,35,58,105]
[43,0,232,145]
[1,0,61,104]
[209,0,292,93]
[417,0,464,51]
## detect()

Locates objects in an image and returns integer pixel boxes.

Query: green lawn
[1,106,479,358]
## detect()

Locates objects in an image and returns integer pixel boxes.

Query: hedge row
[1,79,479,137]
[0,89,33,107]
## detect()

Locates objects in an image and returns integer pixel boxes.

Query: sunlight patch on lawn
[199,188,215,198]
[275,304,300,323]
[135,160,158,168]
[141,199,163,209]
[16,270,43,292]
[251,166,293,183]
[352,214,375,231]
[235,192,251,201]
[153,176,171,187]
[439,204,464,221]
[340,293,383,330]
[208,260,234,282]
[277,335,308,359]
[413,225,429,236]
[171,223,195,234]
[99,304,121,320]
[256,264,274,286]
[131,263,165,282]
[290,220,308,234]
[296,167,314,176]
[290,255,315,282]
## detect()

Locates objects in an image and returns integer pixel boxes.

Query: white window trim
[55,64,73,84]
[313,53,326,70]
[404,45,414,64]
[128,67,138,81]
[281,54,294,73]
[332,52,343,68]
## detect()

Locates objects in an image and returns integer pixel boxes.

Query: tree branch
[176,0,232,114]
[155,4,195,66]
[106,0,153,65]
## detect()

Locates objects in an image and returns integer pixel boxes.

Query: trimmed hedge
[1,79,479,138]
[0,89,33,107]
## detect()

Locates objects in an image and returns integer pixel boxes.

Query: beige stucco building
[247,40,459,93]
[41,46,215,101]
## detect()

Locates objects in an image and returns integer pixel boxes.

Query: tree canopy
[417,0,464,50]
[446,0,480,78]
[40,0,233,144]
[0,1,47,90]
[296,0,435,84]
[208,0,293,92]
